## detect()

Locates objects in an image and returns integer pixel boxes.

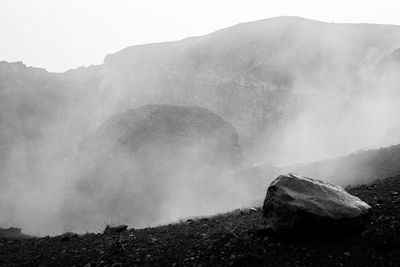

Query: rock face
[81,104,242,167]
[103,225,128,235]
[263,174,371,233]
[63,104,244,232]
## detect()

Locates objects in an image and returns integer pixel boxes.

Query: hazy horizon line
[2,15,400,74]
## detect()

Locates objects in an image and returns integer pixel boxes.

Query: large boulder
[262,174,371,234]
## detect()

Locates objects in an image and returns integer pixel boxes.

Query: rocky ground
[1,175,399,266]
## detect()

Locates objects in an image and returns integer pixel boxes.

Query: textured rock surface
[263,174,371,233]
[2,175,400,266]
[83,104,242,167]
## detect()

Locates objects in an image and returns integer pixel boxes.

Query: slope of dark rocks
[1,175,399,266]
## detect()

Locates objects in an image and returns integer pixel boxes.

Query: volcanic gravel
[1,175,399,266]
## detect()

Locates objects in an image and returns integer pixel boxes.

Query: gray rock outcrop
[263,174,371,233]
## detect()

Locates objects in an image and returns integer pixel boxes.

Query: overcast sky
[1,0,399,72]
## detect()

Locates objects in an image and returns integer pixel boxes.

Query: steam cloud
[1,17,400,235]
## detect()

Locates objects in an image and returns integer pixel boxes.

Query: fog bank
[1,17,400,235]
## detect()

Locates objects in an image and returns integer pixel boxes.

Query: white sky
[0,0,399,72]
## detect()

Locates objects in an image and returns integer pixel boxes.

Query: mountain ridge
[2,16,400,164]
[4,16,400,73]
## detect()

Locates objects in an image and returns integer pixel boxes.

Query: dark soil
[1,175,399,266]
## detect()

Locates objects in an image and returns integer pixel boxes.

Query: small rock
[344,252,351,257]
[104,225,128,234]
[60,232,79,242]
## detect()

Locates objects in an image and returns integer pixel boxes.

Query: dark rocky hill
[82,104,242,166]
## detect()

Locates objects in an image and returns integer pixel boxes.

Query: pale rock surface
[263,173,371,233]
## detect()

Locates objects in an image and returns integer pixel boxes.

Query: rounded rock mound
[64,104,243,232]
[83,104,242,167]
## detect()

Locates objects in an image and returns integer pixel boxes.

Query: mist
[1,17,400,235]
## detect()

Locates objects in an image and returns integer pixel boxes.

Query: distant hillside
[382,124,400,146]
[237,144,400,200]
[2,17,400,165]
[0,62,66,184]
[286,144,400,185]
[99,17,400,161]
